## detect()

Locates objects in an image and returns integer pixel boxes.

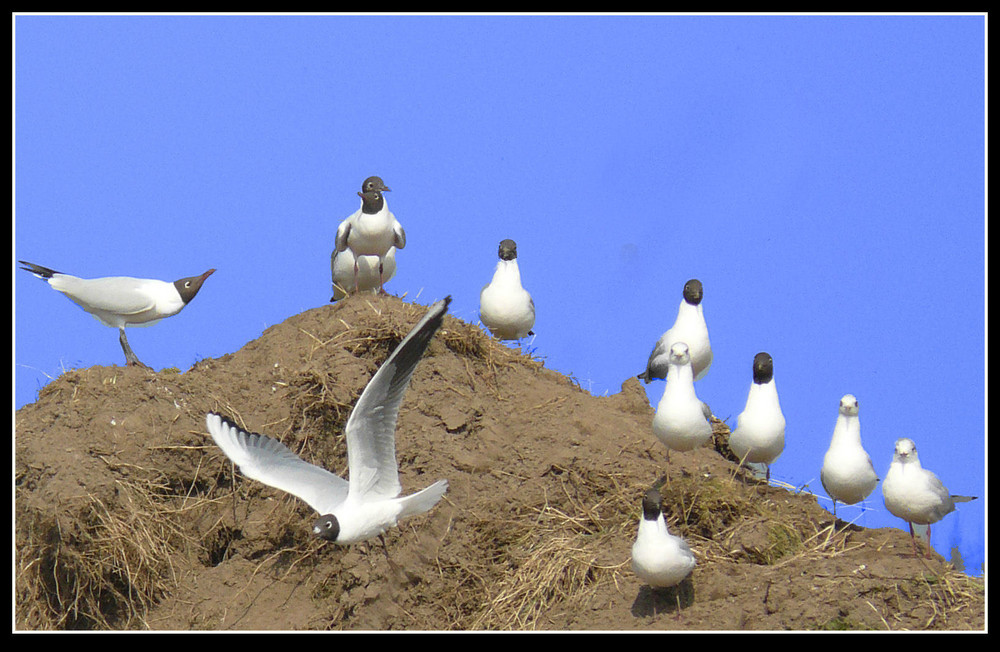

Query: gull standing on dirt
[729,352,786,483]
[334,176,405,295]
[18,260,215,369]
[631,487,696,589]
[820,394,878,519]
[881,437,977,558]
[330,246,397,301]
[652,342,713,461]
[638,279,712,383]
[205,297,452,545]
[479,238,535,340]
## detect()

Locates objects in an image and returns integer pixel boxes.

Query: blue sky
[14,14,985,574]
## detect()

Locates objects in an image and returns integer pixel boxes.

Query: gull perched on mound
[479,238,535,340]
[334,176,405,295]
[652,342,713,461]
[206,297,452,546]
[19,260,215,369]
[729,352,786,483]
[820,394,878,520]
[331,246,397,301]
[639,279,712,383]
[882,437,976,558]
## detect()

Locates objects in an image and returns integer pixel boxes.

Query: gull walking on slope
[639,279,712,383]
[334,176,405,295]
[729,352,786,483]
[18,260,215,369]
[479,238,535,340]
[881,437,977,559]
[820,394,878,521]
[652,342,713,462]
[206,297,452,546]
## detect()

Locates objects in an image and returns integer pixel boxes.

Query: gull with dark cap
[639,279,712,383]
[479,238,535,340]
[882,437,977,558]
[205,297,452,546]
[631,487,696,590]
[18,260,215,368]
[652,342,713,461]
[729,352,786,483]
[334,176,405,295]
[820,394,878,520]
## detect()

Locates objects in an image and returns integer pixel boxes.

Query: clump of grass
[465,468,635,630]
[15,476,186,629]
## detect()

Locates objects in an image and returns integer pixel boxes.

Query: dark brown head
[682,279,704,305]
[641,487,663,522]
[498,239,518,261]
[173,269,216,304]
[313,514,340,541]
[752,352,774,385]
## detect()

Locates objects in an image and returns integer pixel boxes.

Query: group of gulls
[19,175,975,613]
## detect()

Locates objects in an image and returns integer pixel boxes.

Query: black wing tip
[18,260,58,278]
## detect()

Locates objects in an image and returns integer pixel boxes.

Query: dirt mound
[14,294,985,631]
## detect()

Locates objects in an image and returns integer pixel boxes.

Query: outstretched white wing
[344,297,451,501]
[206,412,349,515]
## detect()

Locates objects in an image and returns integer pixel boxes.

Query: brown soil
[14,294,985,631]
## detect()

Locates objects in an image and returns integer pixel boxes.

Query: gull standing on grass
[729,352,786,483]
[205,297,452,546]
[479,238,535,340]
[18,260,215,369]
[334,176,405,295]
[638,279,712,383]
[881,437,976,558]
[652,342,713,462]
[820,394,878,520]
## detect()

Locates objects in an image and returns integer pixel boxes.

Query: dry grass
[15,475,190,629]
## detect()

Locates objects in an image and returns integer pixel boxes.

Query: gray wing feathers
[345,297,451,499]
[53,276,156,315]
[335,219,351,253]
[639,335,671,382]
[207,413,349,515]
[392,217,406,249]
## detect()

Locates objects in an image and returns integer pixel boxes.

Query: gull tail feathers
[398,479,448,519]
[952,495,977,503]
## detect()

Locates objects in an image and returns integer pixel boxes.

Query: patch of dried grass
[15,475,190,630]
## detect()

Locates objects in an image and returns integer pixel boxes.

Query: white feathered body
[821,411,877,506]
[730,379,786,465]
[631,515,696,588]
[46,273,187,329]
[652,359,712,452]
[479,259,535,340]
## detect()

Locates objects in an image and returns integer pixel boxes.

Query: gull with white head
[881,437,976,558]
[651,342,713,462]
[820,394,878,521]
